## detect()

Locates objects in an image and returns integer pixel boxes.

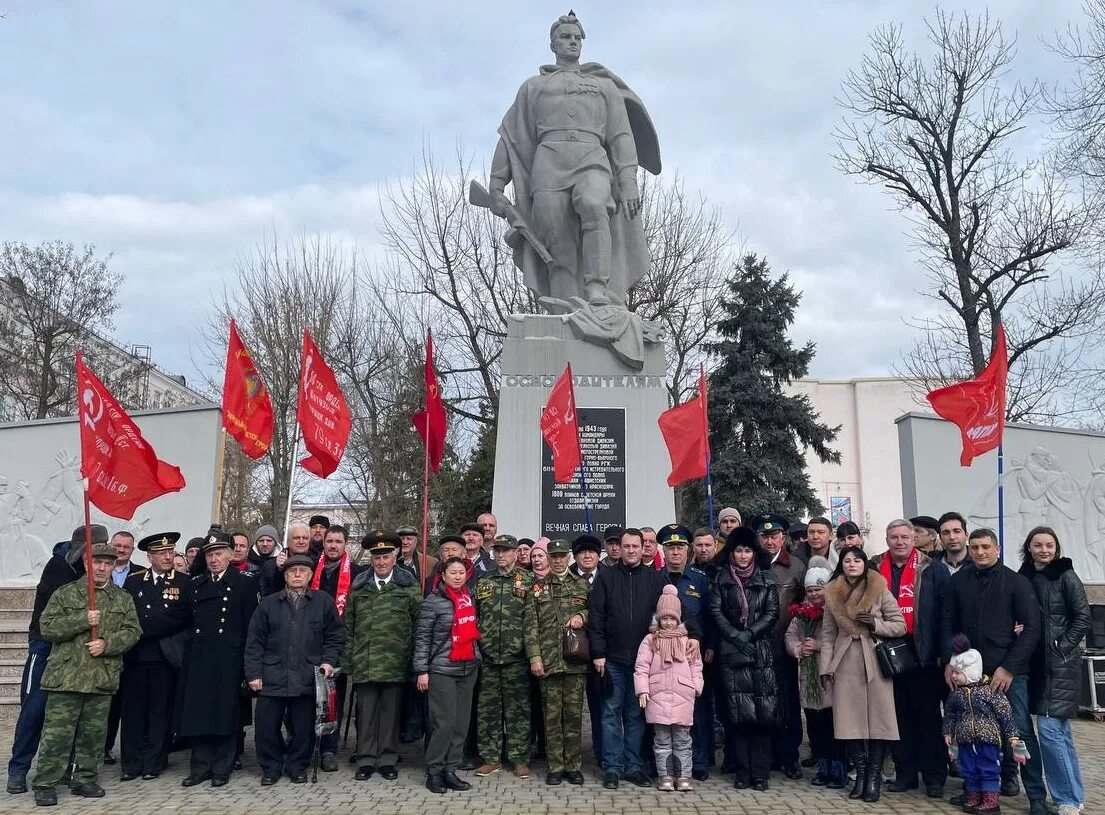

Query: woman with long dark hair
[818,546,904,803]
[1017,526,1091,815]
[709,527,779,791]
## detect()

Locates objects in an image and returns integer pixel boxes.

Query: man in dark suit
[119,532,192,781]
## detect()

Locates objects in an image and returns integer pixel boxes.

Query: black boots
[863,740,885,803]
[846,740,867,800]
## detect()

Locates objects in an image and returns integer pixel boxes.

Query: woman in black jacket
[709,527,779,791]
[1018,527,1091,815]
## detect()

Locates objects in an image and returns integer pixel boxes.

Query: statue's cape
[496,62,660,301]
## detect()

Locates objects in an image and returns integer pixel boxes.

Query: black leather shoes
[320,753,338,772]
[546,771,563,785]
[181,774,210,787]
[565,771,584,785]
[33,788,57,806]
[625,769,652,787]
[70,783,105,798]
[102,753,116,766]
[1001,778,1021,797]
[751,778,769,791]
[888,777,918,792]
[734,777,749,789]
[355,765,375,781]
[692,769,709,782]
[142,773,160,781]
[426,774,447,794]
[379,766,398,780]
[261,776,278,786]
[120,773,139,782]
[443,770,470,791]
[7,775,28,794]
[211,777,229,787]
[233,758,243,771]
[289,774,307,784]
[926,784,945,798]
[782,765,802,780]
[458,758,479,771]
[602,771,619,789]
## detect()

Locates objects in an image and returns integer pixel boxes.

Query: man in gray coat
[244,554,346,785]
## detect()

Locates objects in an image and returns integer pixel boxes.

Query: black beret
[910,515,940,534]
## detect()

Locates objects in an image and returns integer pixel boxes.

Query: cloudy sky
[0,0,1087,389]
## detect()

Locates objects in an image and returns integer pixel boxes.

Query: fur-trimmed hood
[824,570,889,637]
[1017,556,1074,581]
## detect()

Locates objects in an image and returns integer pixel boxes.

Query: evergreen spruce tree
[685,253,839,524]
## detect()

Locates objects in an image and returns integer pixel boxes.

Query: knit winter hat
[254,525,279,543]
[804,555,832,588]
[950,633,983,683]
[655,584,682,621]
[718,507,741,523]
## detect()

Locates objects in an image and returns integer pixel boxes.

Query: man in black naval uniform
[119,532,193,781]
[177,530,259,787]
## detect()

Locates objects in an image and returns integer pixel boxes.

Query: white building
[788,376,928,549]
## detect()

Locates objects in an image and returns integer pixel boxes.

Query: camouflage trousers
[32,691,111,790]
[541,673,586,773]
[477,662,532,765]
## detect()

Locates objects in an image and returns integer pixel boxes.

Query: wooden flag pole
[420,421,431,593]
[699,364,715,531]
[82,482,98,640]
[282,433,300,547]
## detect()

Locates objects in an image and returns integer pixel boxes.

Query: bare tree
[836,11,1099,421]
[0,241,144,420]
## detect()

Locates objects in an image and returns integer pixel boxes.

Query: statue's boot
[581,226,611,305]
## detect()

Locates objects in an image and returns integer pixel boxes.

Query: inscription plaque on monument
[541,407,626,537]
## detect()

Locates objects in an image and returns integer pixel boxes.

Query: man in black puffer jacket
[588,528,670,790]
[941,528,1043,813]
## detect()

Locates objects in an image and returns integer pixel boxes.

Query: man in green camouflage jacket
[32,540,141,806]
[473,534,537,779]
[528,538,590,785]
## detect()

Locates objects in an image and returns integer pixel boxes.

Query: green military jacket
[40,579,141,695]
[475,566,535,665]
[527,569,590,676]
[342,567,422,683]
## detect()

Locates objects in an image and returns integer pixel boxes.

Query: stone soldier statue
[31,540,141,806]
[177,530,259,787]
[527,538,589,785]
[473,534,536,779]
[119,532,193,781]
[481,11,663,368]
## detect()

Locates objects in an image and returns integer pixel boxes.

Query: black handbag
[874,636,918,678]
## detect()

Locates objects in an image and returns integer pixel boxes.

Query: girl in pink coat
[634,584,704,791]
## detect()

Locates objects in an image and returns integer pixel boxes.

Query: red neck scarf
[312,553,351,617]
[879,548,918,634]
[445,585,480,661]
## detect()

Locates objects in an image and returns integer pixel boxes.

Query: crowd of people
[2,508,1093,815]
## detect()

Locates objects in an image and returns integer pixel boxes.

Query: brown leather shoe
[474,763,501,777]
[514,764,531,779]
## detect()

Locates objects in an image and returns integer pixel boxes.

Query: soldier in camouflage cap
[31,539,141,806]
[473,534,536,779]
[528,538,590,785]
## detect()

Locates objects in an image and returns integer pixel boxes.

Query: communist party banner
[221,319,273,459]
[411,330,447,473]
[540,363,582,483]
[658,367,710,487]
[296,329,352,478]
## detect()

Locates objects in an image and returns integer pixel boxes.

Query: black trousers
[255,694,316,778]
[120,660,176,775]
[102,689,122,755]
[771,655,802,769]
[399,681,426,742]
[710,661,734,767]
[585,666,604,766]
[804,707,843,762]
[731,724,773,781]
[891,664,947,786]
[190,735,236,779]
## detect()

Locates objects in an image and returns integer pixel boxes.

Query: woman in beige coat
[818,546,905,804]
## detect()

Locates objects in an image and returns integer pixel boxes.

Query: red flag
[926,323,1008,466]
[296,329,352,478]
[411,331,447,473]
[76,353,186,519]
[540,363,582,483]
[221,320,274,459]
[658,368,710,487]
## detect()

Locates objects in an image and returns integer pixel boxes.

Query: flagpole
[699,364,714,531]
[419,394,432,594]
[82,481,98,640]
[997,442,1005,560]
[282,433,300,547]
[570,365,592,534]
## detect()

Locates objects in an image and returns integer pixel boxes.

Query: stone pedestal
[492,314,674,539]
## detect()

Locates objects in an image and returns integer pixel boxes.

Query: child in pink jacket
[634,584,704,791]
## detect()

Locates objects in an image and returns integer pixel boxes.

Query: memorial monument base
[491,314,674,539]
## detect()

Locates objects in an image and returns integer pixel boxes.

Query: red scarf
[312,553,351,617]
[445,585,480,662]
[879,548,918,634]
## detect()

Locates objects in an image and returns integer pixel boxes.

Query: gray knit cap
[254,525,279,543]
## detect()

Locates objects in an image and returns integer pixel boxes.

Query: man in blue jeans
[588,528,669,789]
[6,526,97,794]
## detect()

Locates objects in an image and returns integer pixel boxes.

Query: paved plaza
[2,717,1103,815]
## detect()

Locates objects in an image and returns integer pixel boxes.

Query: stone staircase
[0,587,33,722]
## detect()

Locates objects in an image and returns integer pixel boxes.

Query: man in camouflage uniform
[528,538,589,785]
[473,534,535,779]
[32,540,141,806]
[342,533,422,781]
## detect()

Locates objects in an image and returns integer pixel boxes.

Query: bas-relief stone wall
[0,406,221,585]
[899,413,1105,583]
